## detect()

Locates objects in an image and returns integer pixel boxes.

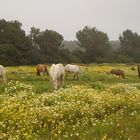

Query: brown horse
[36,64,49,76]
[130,67,135,71]
[138,65,140,78]
[110,69,125,79]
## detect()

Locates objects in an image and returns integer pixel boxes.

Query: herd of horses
[0,64,140,90]
[38,63,82,90]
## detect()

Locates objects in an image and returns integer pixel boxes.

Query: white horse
[0,65,6,83]
[65,64,82,80]
[49,63,65,90]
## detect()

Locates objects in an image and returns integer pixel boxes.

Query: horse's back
[36,64,44,71]
[50,63,65,78]
[110,69,124,75]
[65,64,79,73]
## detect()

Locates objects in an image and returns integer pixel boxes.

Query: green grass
[0,64,139,93]
[0,64,140,139]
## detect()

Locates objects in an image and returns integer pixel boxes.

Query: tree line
[0,19,140,66]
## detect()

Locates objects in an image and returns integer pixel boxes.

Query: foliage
[0,44,19,65]
[0,19,39,65]
[119,29,140,62]
[76,26,113,63]
[29,27,64,63]
[0,19,23,45]
[0,19,140,64]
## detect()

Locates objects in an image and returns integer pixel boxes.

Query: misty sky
[0,0,140,40]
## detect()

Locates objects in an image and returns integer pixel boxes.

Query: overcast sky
[0,0,140,40]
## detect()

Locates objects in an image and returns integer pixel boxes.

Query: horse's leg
[138,65,140,78]
[122,73,125,79]
[58,75,63,88]
[65,70,70,80]
[65,72,68,80]
[53,80,58,90]
[37,71,40,76]
[73,73,76,80]
[77,73,78,80]
[2,73,6,83]
[61,75,64,87]
[75,73,78,80]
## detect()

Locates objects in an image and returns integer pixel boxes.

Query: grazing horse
[0,65,6,83]
[65,64,82,80]
[36,64,49,76]
[110,69,125,79]
[49,63,65,90]
[138,65,140,78]
[130,67,135,71]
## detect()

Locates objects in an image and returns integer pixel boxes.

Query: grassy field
[0,64,140,140]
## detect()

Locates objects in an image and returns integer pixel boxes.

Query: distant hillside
[62,40,121,52]
[109,40,121,50]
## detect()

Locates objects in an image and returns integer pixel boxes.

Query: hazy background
[0,0,140,40]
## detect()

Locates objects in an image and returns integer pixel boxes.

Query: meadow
[0,64,140,140]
